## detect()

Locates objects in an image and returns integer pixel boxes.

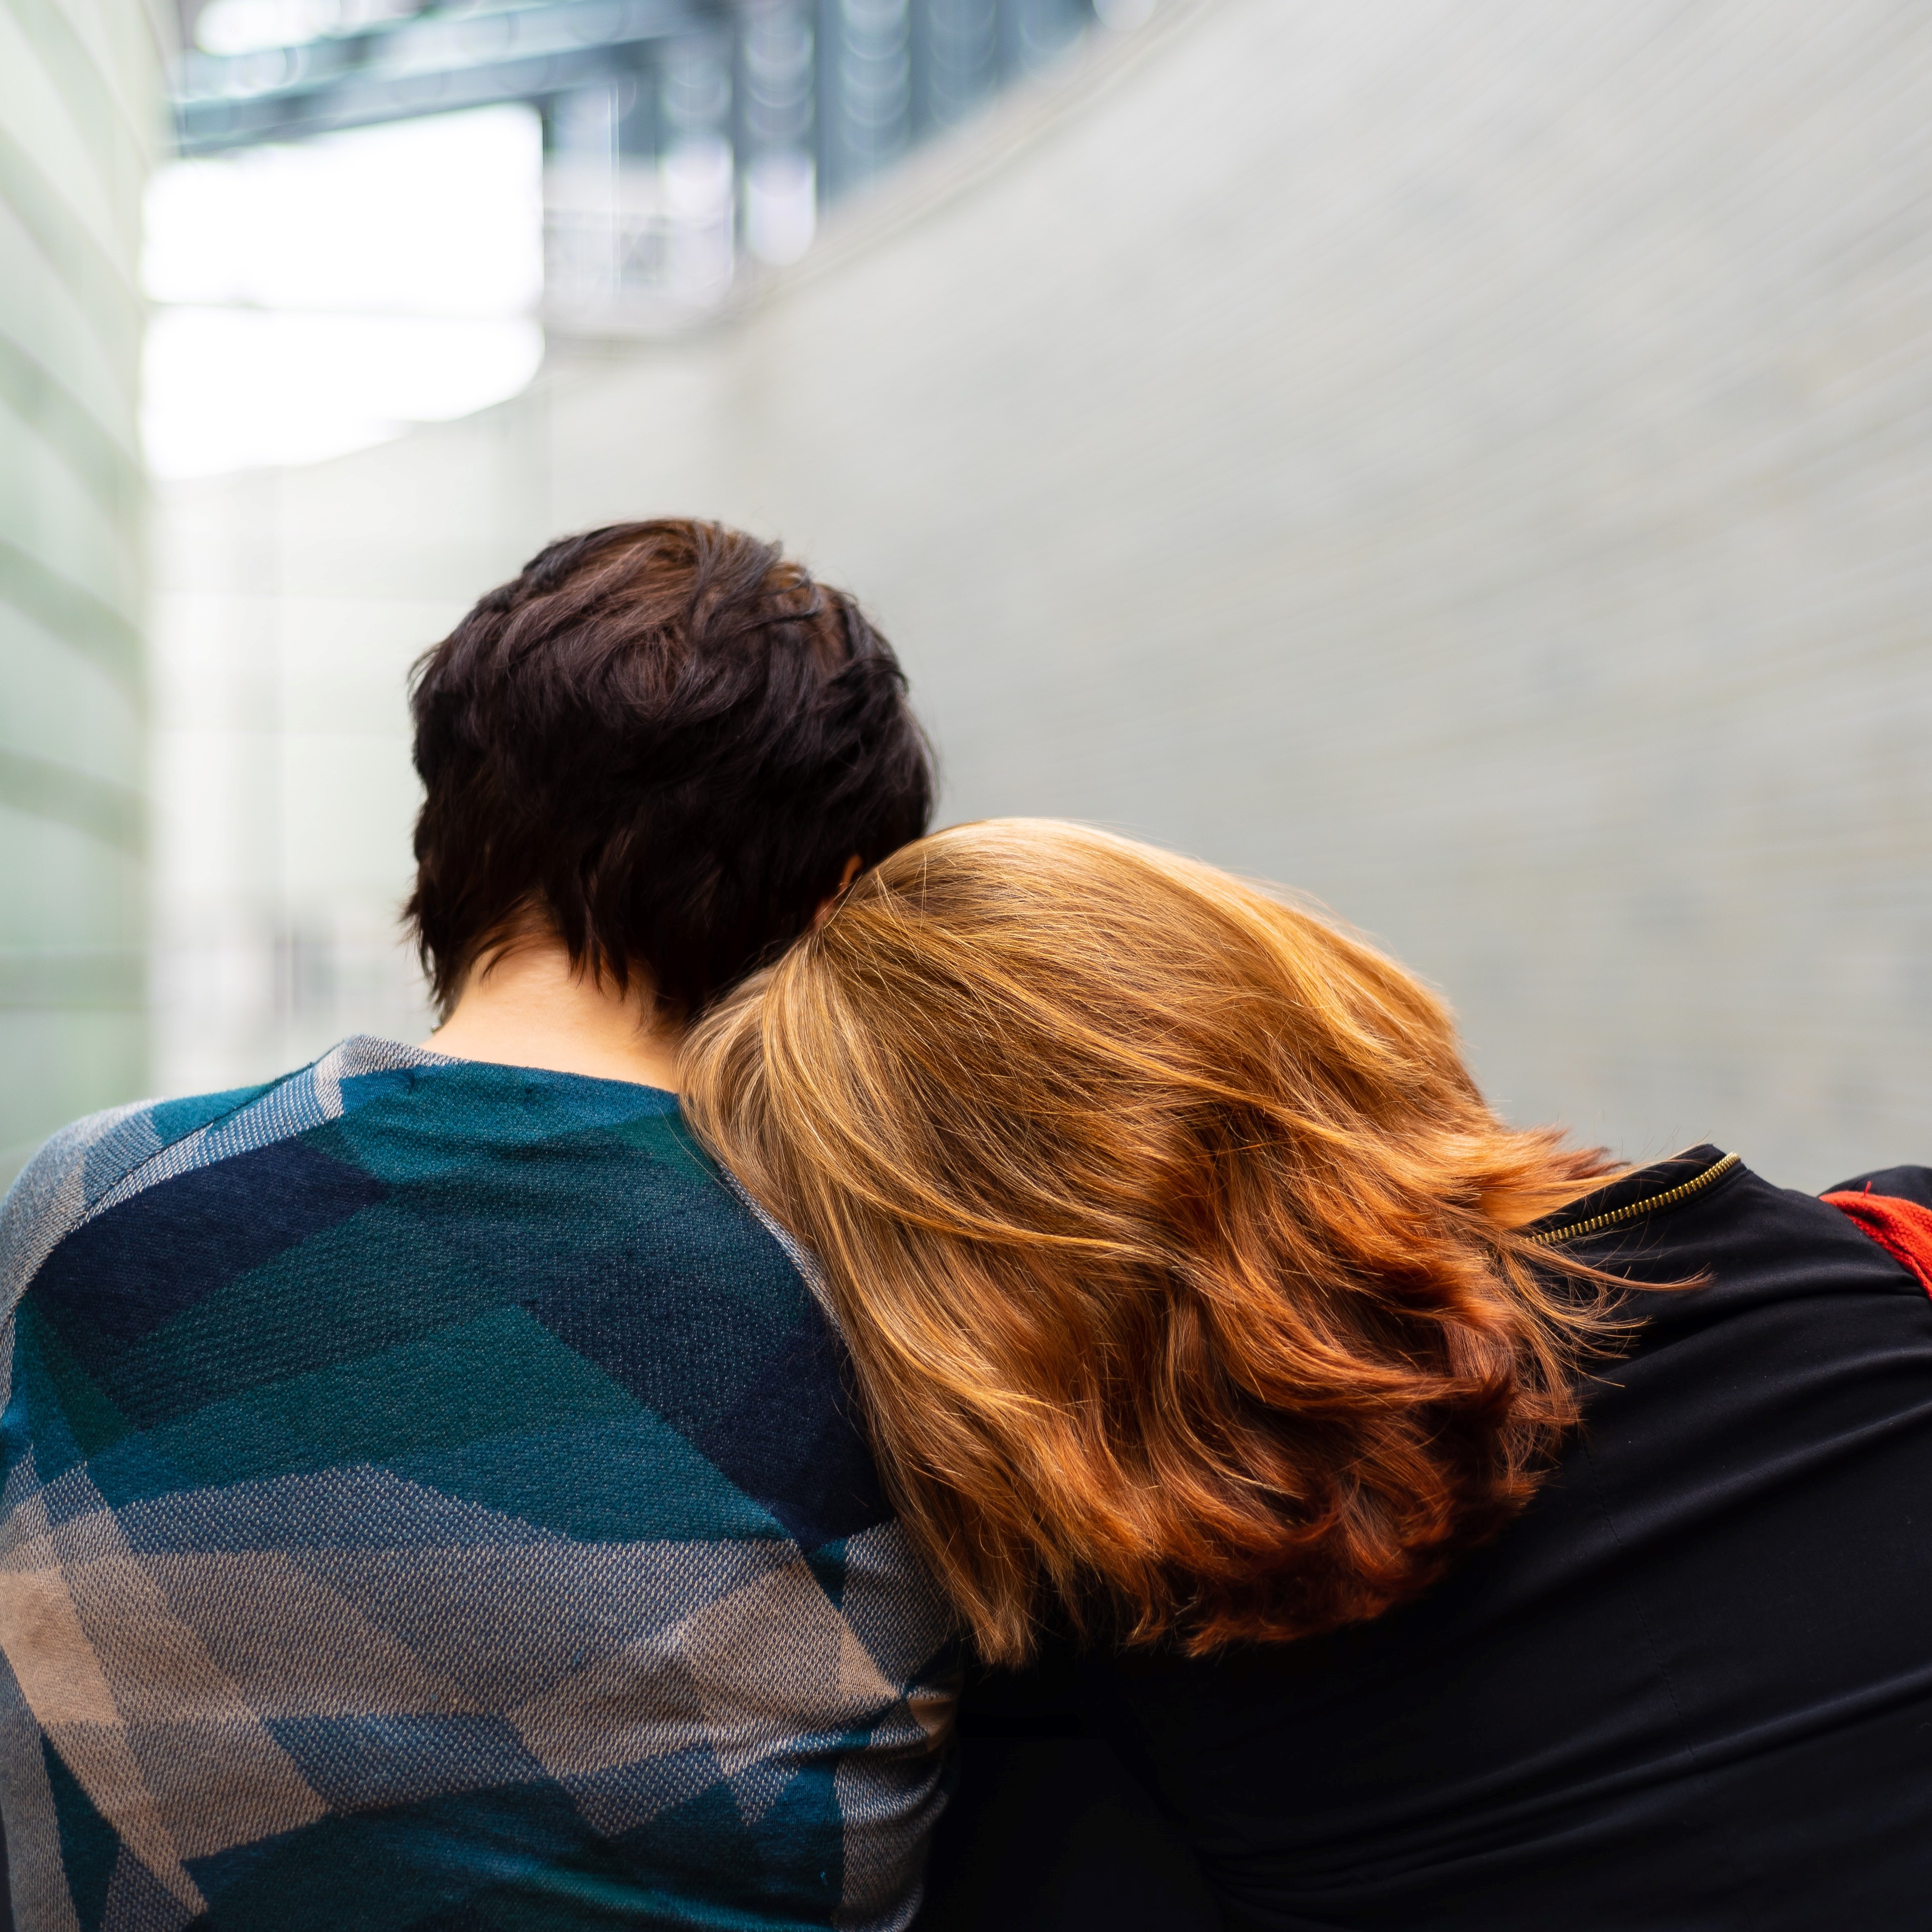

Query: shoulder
[0,1036,435,1320]
[0,1084,271,1318]
[1559,1152,1926,1330]
[1823,1165,1932,1213]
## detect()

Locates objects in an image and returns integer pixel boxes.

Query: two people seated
[2,520,1929,1931]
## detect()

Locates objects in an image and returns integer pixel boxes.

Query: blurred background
[2,0,1929,1192]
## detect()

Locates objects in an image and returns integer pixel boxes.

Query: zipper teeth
[1525,1150,1742,1248]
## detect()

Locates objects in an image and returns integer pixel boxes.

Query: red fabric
[1822,1189,1932,1301]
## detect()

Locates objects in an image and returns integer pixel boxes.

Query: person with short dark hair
[0,520,954,1932]
[407,518,933,1028]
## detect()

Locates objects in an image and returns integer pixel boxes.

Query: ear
[812,854,863,931]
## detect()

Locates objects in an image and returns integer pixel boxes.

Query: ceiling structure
[168,0,1106,325]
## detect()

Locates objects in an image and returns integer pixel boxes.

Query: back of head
[406,519,933,1017]
[684,819,1623,1664]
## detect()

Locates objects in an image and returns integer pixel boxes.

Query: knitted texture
[1822,1188,1932,1300]
[0,1037,955,1932]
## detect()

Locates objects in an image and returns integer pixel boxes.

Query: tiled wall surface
[157,0,1932,1187]
[0,0,165,1183]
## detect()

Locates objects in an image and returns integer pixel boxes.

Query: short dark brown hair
[405,519,934,1018]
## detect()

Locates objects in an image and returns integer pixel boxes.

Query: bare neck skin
[423,937,683,1092]
[421,860,860,1093]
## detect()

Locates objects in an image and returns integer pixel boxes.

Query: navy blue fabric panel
[696,1301,890,1550]
[520,1188,806,1437]
[261,1714,554,1813]
[33,1139,388,1354]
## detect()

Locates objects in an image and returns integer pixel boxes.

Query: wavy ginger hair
[682,821,1625,1664]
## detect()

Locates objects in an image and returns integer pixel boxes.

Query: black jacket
[919,1150,1932,1931]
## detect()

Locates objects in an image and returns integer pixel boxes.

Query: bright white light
[745,149,816,266]
[662,137,734,220]
[193,0,413,53]
[195,0,335,53]
[144,106,543,316]
[142,105,545,477]
[144,308,544,478]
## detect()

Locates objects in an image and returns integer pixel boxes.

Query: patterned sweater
[0,1037,955,1932]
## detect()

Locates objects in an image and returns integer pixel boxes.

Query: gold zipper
[1524,1150,1742,1248]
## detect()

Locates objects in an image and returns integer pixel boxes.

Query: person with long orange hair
[684,819,1932,1932]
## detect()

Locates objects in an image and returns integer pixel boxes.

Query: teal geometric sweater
[0,1037,956,1932]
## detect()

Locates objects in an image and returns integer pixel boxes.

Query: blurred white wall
[0,0,167,1184]
[154,0,1932,1187]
